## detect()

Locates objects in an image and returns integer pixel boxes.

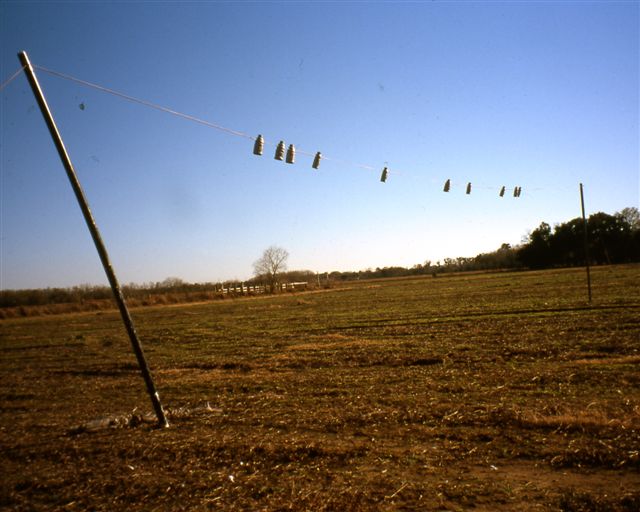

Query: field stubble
[1,265,639,510]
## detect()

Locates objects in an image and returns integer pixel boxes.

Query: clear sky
[1,1,638,289]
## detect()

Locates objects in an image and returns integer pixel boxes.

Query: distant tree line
[0,273,320,313]
[247,269,318,286]
[517,208,639,269]
[0,278,223,309]
[327,207,640,280]
[326,242,520,282]
[2,207,637,313]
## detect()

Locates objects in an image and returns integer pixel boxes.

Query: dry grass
[1,264,639,510]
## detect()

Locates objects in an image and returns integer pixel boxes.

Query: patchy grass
[1,264,639,510]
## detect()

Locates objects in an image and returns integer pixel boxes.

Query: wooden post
[18,51,169,428]
[580,183,592,303]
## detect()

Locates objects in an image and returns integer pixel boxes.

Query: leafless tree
[253,246,289,292]
[618,207,640,231]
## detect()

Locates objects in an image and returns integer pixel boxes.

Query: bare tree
[618,207,640,231]
[253,246,289,292]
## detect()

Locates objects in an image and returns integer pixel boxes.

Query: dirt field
[1,265,639,511]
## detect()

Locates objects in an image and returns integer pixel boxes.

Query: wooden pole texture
[18,51,169,428]
[579,183,592,303]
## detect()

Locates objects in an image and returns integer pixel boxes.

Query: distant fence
[220,282,308,295]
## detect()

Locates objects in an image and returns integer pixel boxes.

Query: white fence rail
[220,282,308,295]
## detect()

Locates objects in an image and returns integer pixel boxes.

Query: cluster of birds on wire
[252,134,523,197]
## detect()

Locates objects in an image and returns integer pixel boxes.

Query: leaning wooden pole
[18,51,169,428]
[579,183,592,303]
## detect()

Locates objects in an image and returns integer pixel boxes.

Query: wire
[7,63,548,194]
[34,65,389,176]
[0,65,26,92]
[34,65,254,141]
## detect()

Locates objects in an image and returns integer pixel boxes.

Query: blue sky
[1,1,638,289]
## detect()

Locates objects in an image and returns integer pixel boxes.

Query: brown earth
[1,265,639,510]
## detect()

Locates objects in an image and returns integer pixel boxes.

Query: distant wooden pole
[18,51,169,428]
[579,183,592,303]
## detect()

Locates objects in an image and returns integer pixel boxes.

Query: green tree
[518,222,552,269]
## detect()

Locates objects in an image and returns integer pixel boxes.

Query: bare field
[1,265,639,511]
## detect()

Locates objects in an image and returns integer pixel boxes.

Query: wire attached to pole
[0,62,547,195]
[18,52,169,429]
[34,65,254,140]
[0,65,26,92]
[31,65,394,178]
